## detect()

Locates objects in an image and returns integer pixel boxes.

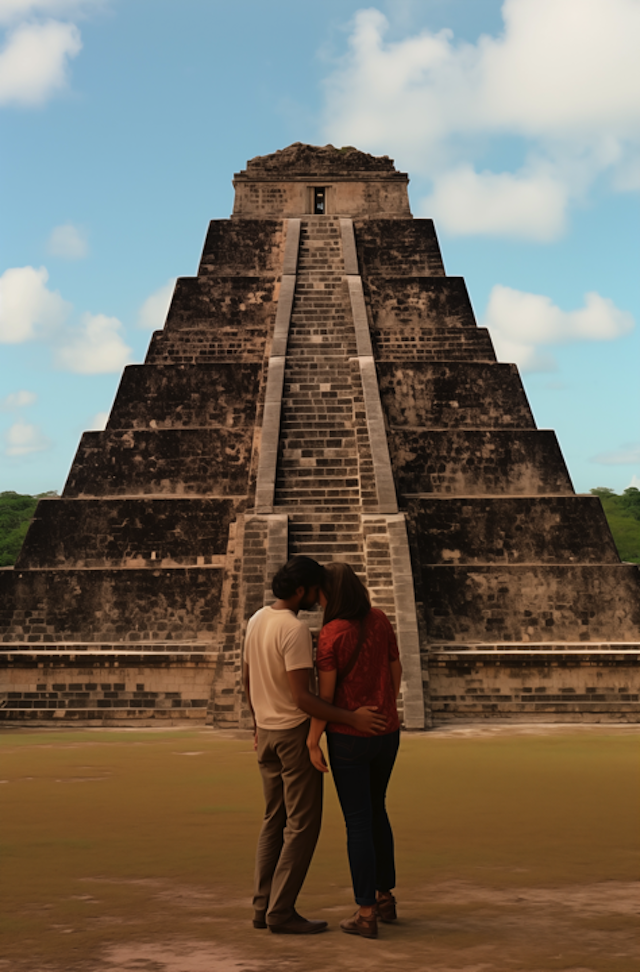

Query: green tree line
[590,486,640,565]
[0,492,58,567]
[1,487,639,568]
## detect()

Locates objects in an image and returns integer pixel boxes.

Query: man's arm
[307,668,337,773]
[242,661,258,751]
[287,668,387,735]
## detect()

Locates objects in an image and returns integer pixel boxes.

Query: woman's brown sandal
[339,909,378,939]
[376,892,397,923]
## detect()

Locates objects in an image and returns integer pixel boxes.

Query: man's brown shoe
[339,910,378,939]
[253,910,267,929]
[269,912,327,935]
[376,892,397,923]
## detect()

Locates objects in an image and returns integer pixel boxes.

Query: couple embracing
[243,555,402,939]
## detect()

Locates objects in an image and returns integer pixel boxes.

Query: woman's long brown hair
[321,562,371,626]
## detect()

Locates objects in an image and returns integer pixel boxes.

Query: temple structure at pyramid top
[232,142,412,218]
[1,143,639,727]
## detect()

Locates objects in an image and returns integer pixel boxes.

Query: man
[243,555,387,935]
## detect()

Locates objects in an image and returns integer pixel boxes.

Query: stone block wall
[107,364,261,430]
[198,219,285,275]
[0,567,224,643]
[389,429,573,496]
[354,219,446,276]
[161,276,277,333]
[232,165,411,220]
[363,277,494,362]
[428,649,640,722]
[63,429,253,497]
[421,564,640,643]
[378,362,535,429]
[0,658,216,724]
[15,497,238,569]
[146,276,278,365]
[366,277,477,327]
[407,496,620,565]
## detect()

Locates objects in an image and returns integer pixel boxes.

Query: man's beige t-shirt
[244,605,312,730]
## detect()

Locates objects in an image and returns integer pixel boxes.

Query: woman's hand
[307,740,329,773]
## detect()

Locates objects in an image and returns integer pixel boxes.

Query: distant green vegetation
[0,491,57,567]
[590,487,640,565]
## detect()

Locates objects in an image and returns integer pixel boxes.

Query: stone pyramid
[1,143,638,726]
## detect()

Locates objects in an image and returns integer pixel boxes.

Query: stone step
[280,423,355,432]
[280,407,355,418]
[276,477,360,490]
[274,491,360,504]
[279,432,356,443]
[290,529,363,543]
[275,213,370,506]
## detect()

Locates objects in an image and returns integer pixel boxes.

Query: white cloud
[483,285,635,372]
[55,311,132,373]
[0,19,82,106]
[591,443,640,466]
[0,2,102,23]
[4,419,49,455]
[47,223,88,259]
[629,476,640,489]
[421,165,567,241]
[323,0,640,238]
[138,278,176,331]
[0,264,134,373]
[86,409,108,430]
[1,389,37,409]
[0,265,71,342]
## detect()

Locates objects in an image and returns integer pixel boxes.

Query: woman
[307,562,402,940]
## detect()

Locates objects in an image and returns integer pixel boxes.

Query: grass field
[1,725,638,972]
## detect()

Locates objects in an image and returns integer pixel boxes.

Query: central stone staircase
[273,218,395,626]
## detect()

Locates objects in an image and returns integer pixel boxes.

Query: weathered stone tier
[407,496,620,565]
[428,648,640,723]
[421,564,640,643]
[15,497,239,569]
[0,567,224,643]
[372,327,496,363]
[108,364,261,430]
[0,657,215,725]
[355,219,446,276]
[378,362,535,429]
[388,429,573,497]
[63,429,254,497]
[146,328,270,364]
[161,276,277,331]
[197,219,285,275]
[365,276,477,327]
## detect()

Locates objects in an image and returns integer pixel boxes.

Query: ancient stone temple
[1,143,639,726]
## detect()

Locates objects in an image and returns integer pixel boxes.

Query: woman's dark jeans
[327,729,400,906]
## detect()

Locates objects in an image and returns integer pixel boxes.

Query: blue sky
[1,0,638,496]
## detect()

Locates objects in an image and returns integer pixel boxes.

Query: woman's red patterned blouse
[316,607,400,736]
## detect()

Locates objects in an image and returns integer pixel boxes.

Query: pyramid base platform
[0,646,247,728]
[426,646,640,723]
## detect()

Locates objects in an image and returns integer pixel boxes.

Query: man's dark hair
[272,556,324,599]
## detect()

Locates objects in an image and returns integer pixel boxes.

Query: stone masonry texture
[1,143,639,726]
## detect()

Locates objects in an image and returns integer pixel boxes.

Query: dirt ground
[1,723,639,972]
